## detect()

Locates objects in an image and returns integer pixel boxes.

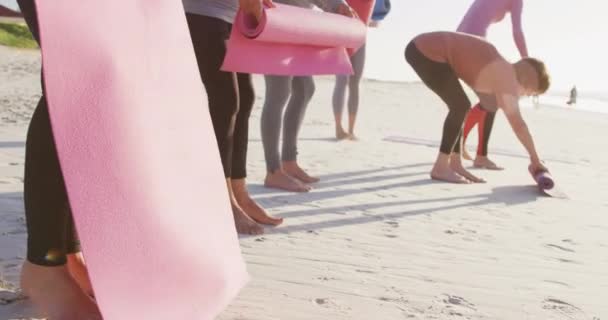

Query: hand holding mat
[529,164,555,190]
[35,0,248,319]
[221,4,367,76]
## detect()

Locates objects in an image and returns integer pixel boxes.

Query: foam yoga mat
[222,4,367,76]
[529,165,555,190]
[372,0,391,21]
[35,1,248,319]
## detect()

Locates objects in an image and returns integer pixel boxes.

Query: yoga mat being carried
[221,4,367,76]
[35,0,248,319]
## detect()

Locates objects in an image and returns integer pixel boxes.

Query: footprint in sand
[542,298,589,319]
[384,234,398,239]
[545,243,576,253]
[543,280,572,288]
[384,221,399,228]
[355,269,376,274]
[442,294,476,311]
[0,291,26,306]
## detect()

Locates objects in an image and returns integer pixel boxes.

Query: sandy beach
[1,44,607,319]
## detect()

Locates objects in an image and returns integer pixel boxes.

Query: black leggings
[405,41,470,155]
[185,14,254,179]
[18,0,79,267]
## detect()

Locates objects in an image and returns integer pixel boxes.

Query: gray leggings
[332,44,366,115]
[261,75,315,172]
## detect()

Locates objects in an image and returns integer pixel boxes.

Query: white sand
[1,44,607,319]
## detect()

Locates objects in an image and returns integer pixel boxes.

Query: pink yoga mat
[35,1,248,319]
[221,4,367,76]
[529,165,555,190]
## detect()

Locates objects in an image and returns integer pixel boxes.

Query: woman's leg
[346,44,366,139]
[281,76,320,184]
[261,75,310,192]
[18,2,100,316]
[186,13,263,235]
[230,73,283,225]
[332,75,349,139]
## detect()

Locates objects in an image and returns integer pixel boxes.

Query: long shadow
[0,192,24,214]
[247,163,432,196]
[267,185,545,235]
[314,171,426,189]
[384,135,579,165]
[318,162,432,181]
[275,185,542,219]
[0,141,25,149]
[258,178,437,209]
[0,298,43,320]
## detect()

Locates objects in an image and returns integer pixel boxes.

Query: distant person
[331,0,376,141]
[405,31,550,183]
[567,85,577,106]
[458,0,529,170]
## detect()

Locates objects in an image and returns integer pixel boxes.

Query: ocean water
[520,93,608,115]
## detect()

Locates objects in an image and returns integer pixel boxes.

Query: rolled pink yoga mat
[222,4,367,76]
[529,165,555,190]
[35,0,248,319]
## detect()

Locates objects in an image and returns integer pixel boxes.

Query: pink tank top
[457,0,513,37]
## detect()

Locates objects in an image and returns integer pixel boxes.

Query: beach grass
[0,22,37,49]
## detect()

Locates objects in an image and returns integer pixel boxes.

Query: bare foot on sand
[431,165,470,184]
[347,133,359,141]
[233,179,283,226]
[451,154,486,183]
[67,253,94,297]
[473,156,504,170]
[226,180,264,235]
[283,161,320,184]
[232,203,264,235]
[264,170,311,193]
[336,127,349,140]
[21,261,102,320]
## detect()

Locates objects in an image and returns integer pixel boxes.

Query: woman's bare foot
[226,179,264,235]
[431,165,470,184]
[431,153,470,184]
[67,253,94,297]
[232,179,283,226]
[264,170,311,193]
[473,156,504,170]
[232,203,264,235]
[282,161,320,184]
[450,154,486,183]
[462,148,474,161]
[21,261,102,320]
[347,133,359,141]
[336,127,349,140]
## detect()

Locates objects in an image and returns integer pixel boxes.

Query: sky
[2,0,607,96]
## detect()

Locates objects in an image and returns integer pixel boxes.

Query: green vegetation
[0,22,37,49]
